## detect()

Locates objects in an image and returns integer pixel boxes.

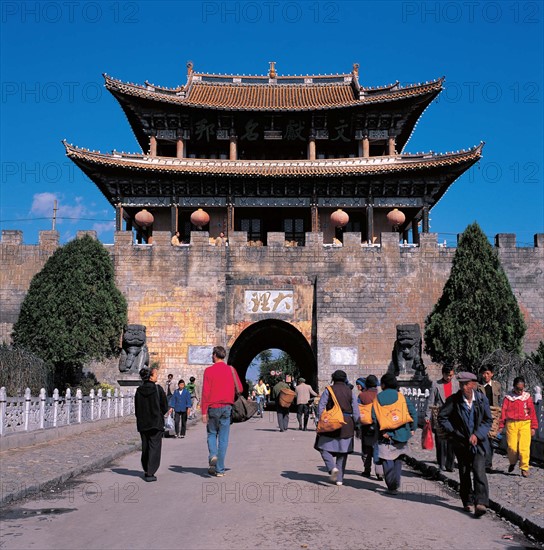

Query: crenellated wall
[1,229,543,387]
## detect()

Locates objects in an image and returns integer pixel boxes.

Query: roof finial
[352,63,360,77]
[269,61,277,79]
[187,61,194,76]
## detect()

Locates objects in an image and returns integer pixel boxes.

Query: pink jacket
[499,392,538,430]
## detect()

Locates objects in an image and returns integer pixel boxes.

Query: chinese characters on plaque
[245,290,293,314]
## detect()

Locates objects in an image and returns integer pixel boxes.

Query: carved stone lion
[118,324,150,374]
[389,324,427,379]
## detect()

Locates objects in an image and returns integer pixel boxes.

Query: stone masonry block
[190,231,210,245]
[495,234,516,248]
[343,232,362,249]
[267,232,285,247]
[38,231,59,249]
[114,231,133,246]
[151,231,171,247]
[1,230,23,244]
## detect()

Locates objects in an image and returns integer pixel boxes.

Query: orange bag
[317,386,347,433]
[358,402,374,425]
[373,392,413,431]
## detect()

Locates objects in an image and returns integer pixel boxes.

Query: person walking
[272,376,291,432]
[499,376,538,478]
[373,373,417,495]
[315,370,360,486]
[135,366,169,482]
[201,346,243,477]
[425,366,459,472]
[165,373,174,405]
[254,378,269,418]
[295,377,318,430]
[186,376,200,419]
[168,379,192,438]
[438,372,492,517]
[477,365,502,472]
[358,374,382,479]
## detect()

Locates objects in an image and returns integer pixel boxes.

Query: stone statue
[389,324,427,379]
[119,324,149,374]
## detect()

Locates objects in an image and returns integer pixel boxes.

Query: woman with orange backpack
[372,372,417,495]
[358,375,382,480]
[314,370,360,486]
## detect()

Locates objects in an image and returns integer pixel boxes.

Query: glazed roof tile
[64,142,483,177]
[104,74,444,111]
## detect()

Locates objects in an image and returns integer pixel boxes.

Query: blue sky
[1,1,542,245]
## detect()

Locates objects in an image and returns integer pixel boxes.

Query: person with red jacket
[201,346,243,477]
[499,376,538,478]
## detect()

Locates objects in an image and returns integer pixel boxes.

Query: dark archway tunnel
[228,319,318,391]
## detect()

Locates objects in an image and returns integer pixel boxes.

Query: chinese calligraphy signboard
[245,290,293,314]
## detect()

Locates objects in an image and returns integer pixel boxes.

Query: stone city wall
[1,229,543,388]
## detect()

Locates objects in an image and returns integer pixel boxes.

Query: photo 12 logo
[401,2,540,24]
[201,2,340,24]
[2,81,103,104]
[1,2,139,24]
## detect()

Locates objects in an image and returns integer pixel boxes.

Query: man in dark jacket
[135,367,169,481]
[438,371,492,517]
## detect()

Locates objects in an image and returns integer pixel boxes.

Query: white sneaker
[336,481,343,486]
[330,467,339,483]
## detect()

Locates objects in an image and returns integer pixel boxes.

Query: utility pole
[52,200,58,231]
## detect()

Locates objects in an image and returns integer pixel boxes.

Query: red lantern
[190,208,210,228]
[330,209,349,228]
[134,209,154,228]
[386,208,406,227]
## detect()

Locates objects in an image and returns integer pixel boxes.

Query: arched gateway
[228,319,317,388]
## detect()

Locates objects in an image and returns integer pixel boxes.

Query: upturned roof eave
[63,141,483,179]
[103,73,444,112]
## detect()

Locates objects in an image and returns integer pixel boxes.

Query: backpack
[373,392,413,431]
[316,386,347,433]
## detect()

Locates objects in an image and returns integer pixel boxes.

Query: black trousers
[277,406,289,431]
[140,428,163,476]
[453,443,489,506]
[436,436,455,470]
[297,404,309,429]
[175,411,188,436]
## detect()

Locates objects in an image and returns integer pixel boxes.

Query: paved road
[0,412,539,549]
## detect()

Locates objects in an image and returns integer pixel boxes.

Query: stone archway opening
[228,319,317,391]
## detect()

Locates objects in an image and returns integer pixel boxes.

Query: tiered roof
[64,142,482,178]
[104,71,444,111]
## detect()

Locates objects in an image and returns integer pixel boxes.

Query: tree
[12,235,127,387]
[424,222,526,372]
[258,350,299,386]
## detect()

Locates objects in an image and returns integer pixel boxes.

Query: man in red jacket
[201,346,243,477]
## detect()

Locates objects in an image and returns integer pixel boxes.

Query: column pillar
[176,138,184,159]
[311,204,319,232]
[229,135,237,160]
[412,218,420,245]
[308,136,316,160]
[170,205,178,234]
[366,205,374,243]
[422,206,430,233]
[388,135,396,156]
[149,135,157,156]
[362,136,370,158]
[115,204,123,232]
[227,203,235,234]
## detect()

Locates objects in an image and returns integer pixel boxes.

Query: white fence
[0,387,135,436]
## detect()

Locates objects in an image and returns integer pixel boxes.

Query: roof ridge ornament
[269,61,277,79]
[187,61,194,76]
[352,63,359,77]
